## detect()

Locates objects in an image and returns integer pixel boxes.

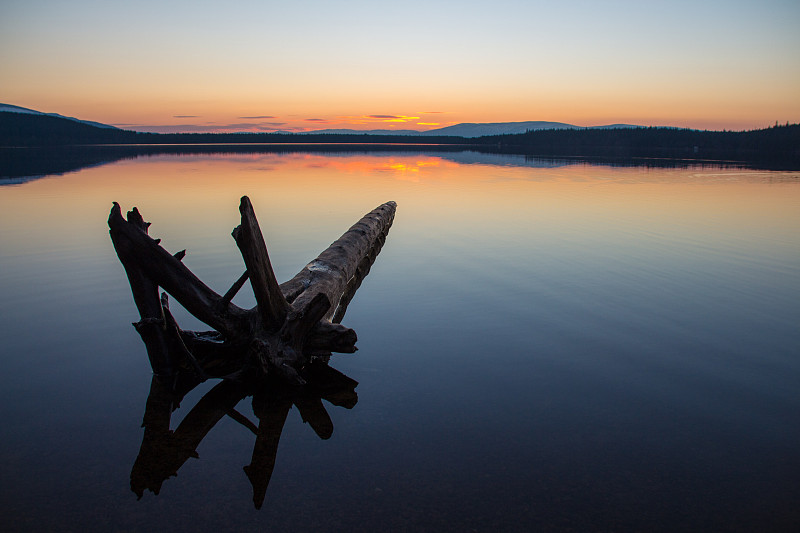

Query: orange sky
[1,0,798,133]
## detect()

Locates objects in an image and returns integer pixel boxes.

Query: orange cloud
[336,114,422,124]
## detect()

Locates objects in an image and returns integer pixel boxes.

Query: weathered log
[331,218,389,324]
[218,270,249,311]
[109,197,396,384]
[280,201,396,321]
[232,196,289,330]
[109,203,251,340]
[111,208,174,377]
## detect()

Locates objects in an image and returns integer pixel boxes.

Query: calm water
[1,149,799,532]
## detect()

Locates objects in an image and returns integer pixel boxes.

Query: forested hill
[0,112,140,145]
[476,124,800,164]
[1,111,797,166]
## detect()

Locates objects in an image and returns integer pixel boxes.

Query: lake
[1,148,798,532]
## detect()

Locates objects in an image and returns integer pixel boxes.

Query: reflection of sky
[0,152,798,530]
[1,151,797,291]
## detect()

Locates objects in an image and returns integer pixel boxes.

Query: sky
[1,0,799,133]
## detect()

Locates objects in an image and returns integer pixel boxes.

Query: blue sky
[2,0,798,131]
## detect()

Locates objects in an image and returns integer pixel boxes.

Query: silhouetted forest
[481,124,800,165]
[2,111,798,167]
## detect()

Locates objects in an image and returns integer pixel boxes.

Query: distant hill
[304,121,640,137]
[421,121,577,137]
[0,110,137,146]
[0,103,119,130]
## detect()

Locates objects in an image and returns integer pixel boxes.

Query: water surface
[1,150,798,531]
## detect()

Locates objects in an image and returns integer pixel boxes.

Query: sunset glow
[1,0,798,133]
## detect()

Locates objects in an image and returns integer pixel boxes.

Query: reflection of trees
[131,361,358,509]
[0,144,472,183]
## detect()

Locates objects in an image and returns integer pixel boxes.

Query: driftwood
[109,196,396,385]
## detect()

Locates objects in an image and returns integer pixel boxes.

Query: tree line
[480,124,800,164]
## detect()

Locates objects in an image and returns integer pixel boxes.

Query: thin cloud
[129,122,287,133]
[368,115,420,123]
[173,115,199,118]
[337,114,421,124]
[129,124,216,133]
[305,118,329,123]
[223,122,281,129]
[384,116,419,122]
[238,115,276,119]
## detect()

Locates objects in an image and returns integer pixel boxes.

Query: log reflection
[131,361,358,509]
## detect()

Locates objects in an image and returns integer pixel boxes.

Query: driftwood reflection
[114,198,391,507]
[131,361,357,509]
